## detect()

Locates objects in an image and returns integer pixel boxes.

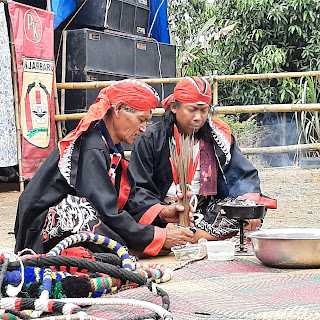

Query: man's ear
[114,101,125,117]
[169,101,177,114]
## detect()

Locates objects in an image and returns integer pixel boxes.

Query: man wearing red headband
[129,76,277,243]
[15,79,194,255]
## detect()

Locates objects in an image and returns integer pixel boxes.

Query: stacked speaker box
[72,0,150,36]
[61,1,176,133]
[73,0,150,37]
[64,28,176,113]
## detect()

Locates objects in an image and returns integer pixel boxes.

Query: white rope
[0,251,24,297]
[55,298,173,320]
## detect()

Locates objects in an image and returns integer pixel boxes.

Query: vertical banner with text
[8,1,55,179]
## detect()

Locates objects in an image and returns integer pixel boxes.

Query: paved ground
[0,166,320,251]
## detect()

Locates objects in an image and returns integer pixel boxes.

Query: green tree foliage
[168,0,320,165]
[168,0,320,106]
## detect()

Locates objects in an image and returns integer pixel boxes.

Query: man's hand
[163,223,194,250]
[159,203,194,226]
[245,219,261,231]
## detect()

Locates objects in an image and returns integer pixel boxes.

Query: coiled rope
[0,233,173,320]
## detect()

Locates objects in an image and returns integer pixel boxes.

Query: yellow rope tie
[107,239,117,250]
[35,267,41,283]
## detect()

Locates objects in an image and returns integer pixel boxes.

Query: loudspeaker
[14,0,47,9]
[65,71,126,114]
[64,28,176,78]
[73,0,150,36]
[64,70,175,113]
[64,70,170,135]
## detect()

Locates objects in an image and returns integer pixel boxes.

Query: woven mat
[85,255,320,320]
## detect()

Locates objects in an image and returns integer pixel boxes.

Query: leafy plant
[218,114,271,166]
[295,76,320,157]
[218,114,262,148]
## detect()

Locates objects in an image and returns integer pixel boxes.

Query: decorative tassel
[192,151,200,179]
[169,158,179,184]
[173,124,180,155]
[187,157,194,183]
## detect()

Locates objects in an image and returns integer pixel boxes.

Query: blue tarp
[148,0,170,44]
[51,0,76,29]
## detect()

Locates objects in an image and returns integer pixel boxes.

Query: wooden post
[60,30,67,134]
[46,0,63,141]
[53,70,63,141]
[8,17,24,192]
[212,70,218,105]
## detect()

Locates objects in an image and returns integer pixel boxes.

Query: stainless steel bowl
[247,228,320,268]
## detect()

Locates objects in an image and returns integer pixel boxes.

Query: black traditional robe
[128,118,263,217]
[14,121,165,255]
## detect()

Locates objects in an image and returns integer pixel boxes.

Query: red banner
[8,2,55,179]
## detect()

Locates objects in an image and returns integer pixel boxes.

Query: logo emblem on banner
[24,9,43,43]
[20,56,53,148]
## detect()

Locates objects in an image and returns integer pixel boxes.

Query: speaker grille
[73,0,150,36]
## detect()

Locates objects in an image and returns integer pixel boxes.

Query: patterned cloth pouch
[41,194,100,243]
[193,197,239,237]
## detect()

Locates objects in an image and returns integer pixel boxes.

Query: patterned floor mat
[86,257,320,320]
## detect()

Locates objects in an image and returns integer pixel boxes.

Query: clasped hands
[159,191,195,250]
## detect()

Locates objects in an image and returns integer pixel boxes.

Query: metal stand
[235,219,254,256]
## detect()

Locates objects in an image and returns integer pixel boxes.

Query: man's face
[118,107,152,144]
[170,102,209,135]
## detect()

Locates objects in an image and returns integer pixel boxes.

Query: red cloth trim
[143,227,166,256]
[211,117,232,143]
[138,203,166,225]
[118,159,131,211]
[242,193,277,209]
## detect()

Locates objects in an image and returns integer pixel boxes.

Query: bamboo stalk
[60,30,67,134]
[55,108,165,121]
[55,103,320,123]
[56,70,320,90]
[46,0,62,141]
[56,77,182,90]
[9,18,24,191]
[53,67,62,141]
[124,143,320,158]
[215,104,320,114]
[241,143,320,155]
[213,70,320,82]
[212,70,218,105]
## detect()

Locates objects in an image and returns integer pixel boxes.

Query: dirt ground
[1,166,320,251]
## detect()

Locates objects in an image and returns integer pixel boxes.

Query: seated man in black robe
[14,79,194,256]
[129,76,277,242]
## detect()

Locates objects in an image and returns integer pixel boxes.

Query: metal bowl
[248,228,320,268]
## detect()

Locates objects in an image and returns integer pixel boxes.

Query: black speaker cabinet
[73,0,149,36]
[65,28,176,78]
[14,0,47,9]
[64,70,170,136]
[64,70,175,113]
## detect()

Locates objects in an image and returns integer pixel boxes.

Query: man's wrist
[159,211,166,223]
